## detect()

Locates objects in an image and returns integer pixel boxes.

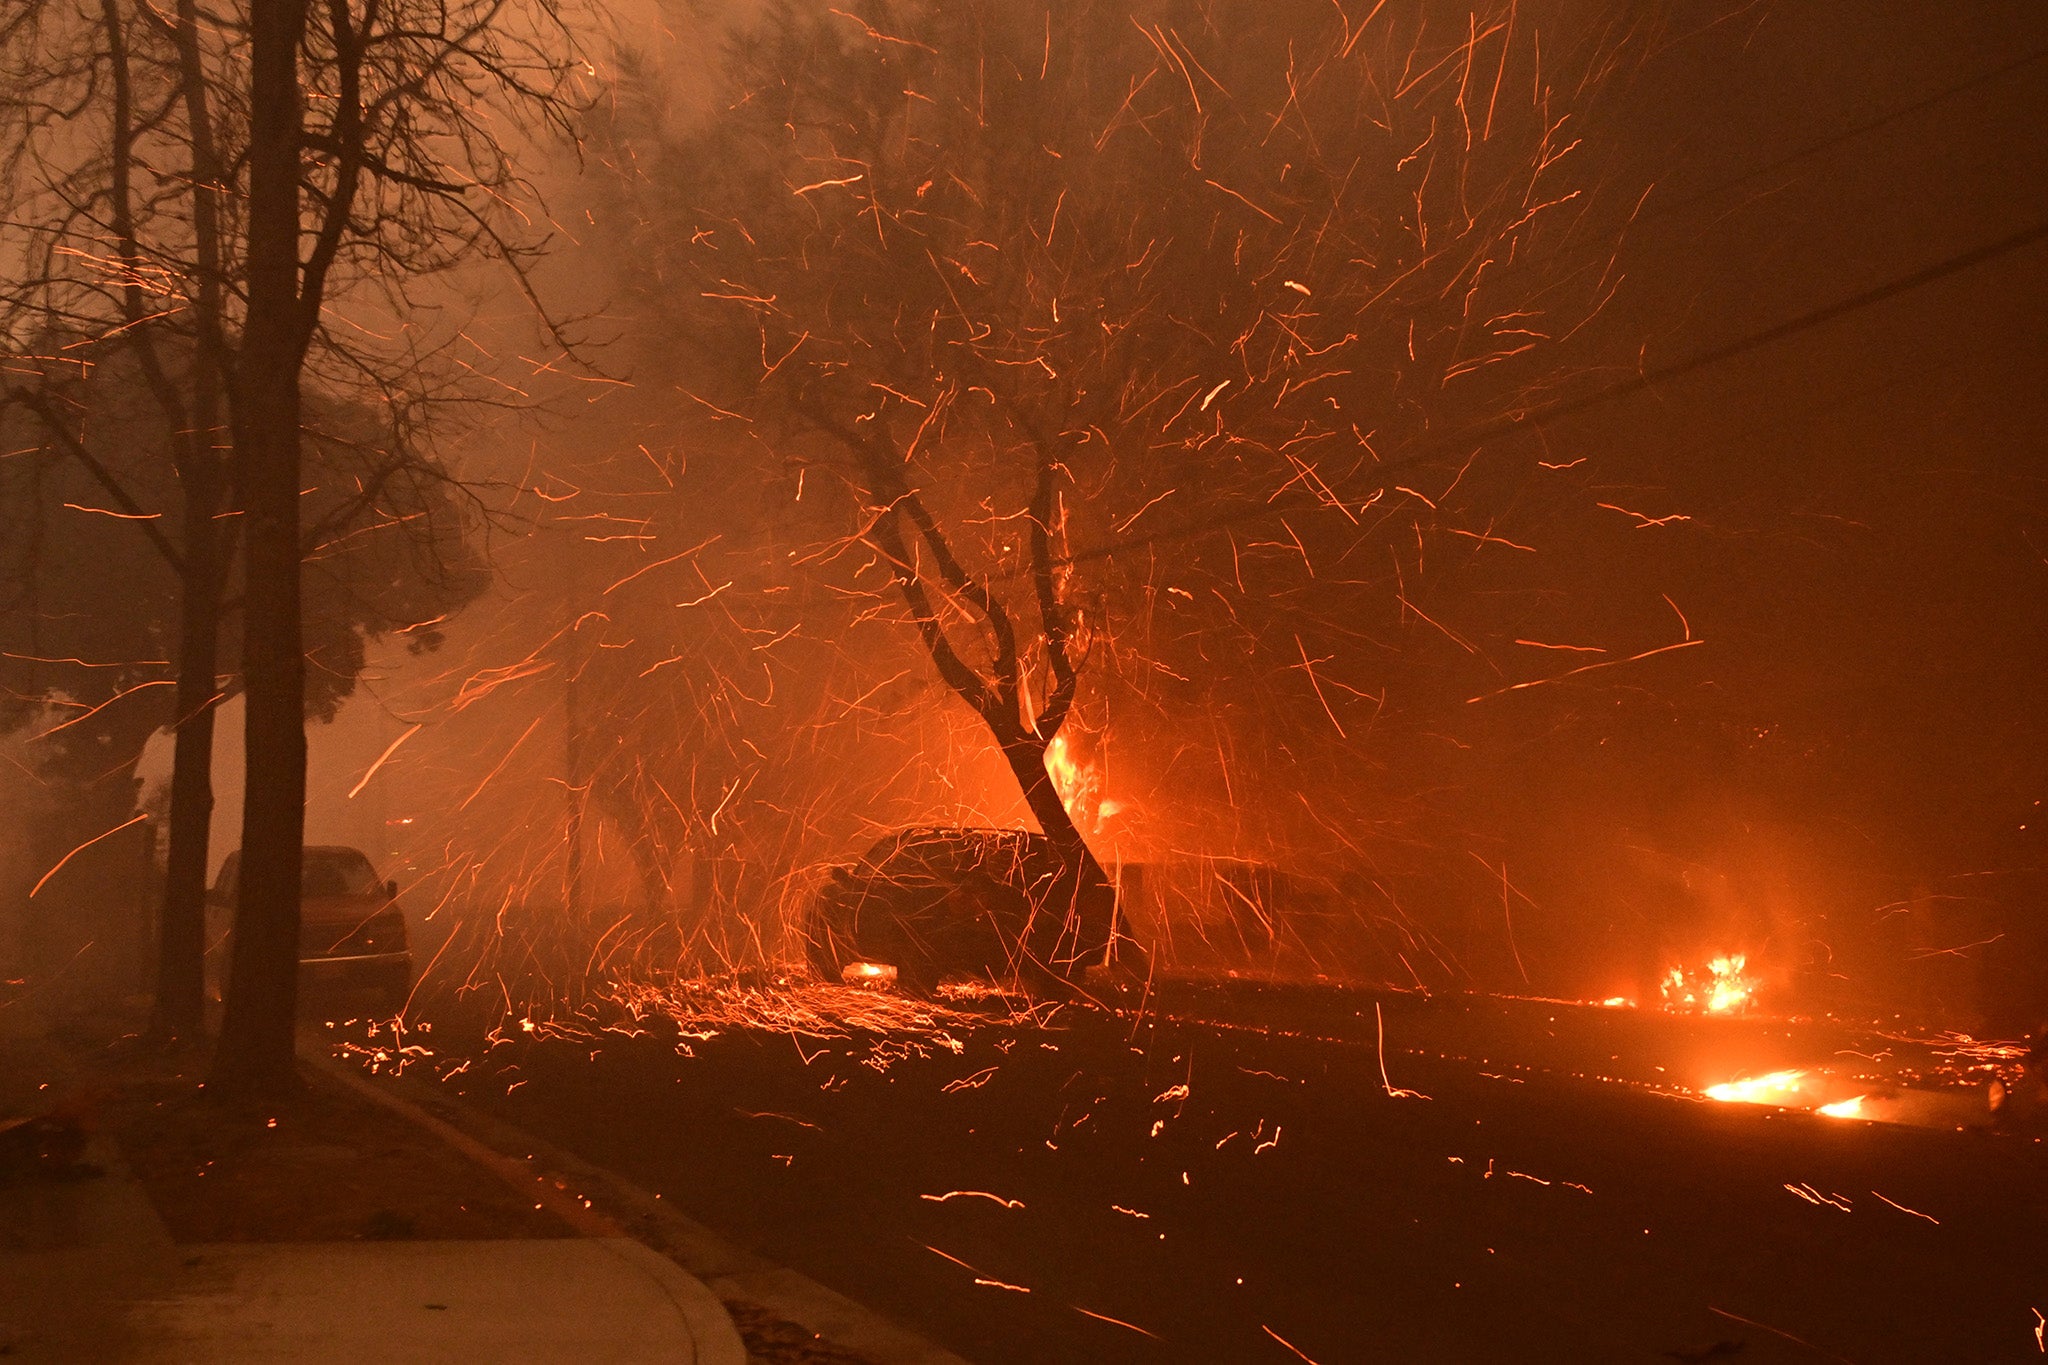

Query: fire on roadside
[1703,1067,1870,1120]
[1703,1068,1808,1105]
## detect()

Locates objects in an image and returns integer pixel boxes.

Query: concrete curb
[305,1047,748,1365]
[306,1049,970,1365]
[596,1237,753,1365]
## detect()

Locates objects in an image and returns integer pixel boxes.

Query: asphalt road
[385,984,2046,1363]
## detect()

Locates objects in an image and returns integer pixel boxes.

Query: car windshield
[302,849,383,897]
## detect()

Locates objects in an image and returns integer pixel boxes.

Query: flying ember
[2,0,2041,1360]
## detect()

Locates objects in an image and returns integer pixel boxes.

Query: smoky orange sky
[131,0,2048,1026]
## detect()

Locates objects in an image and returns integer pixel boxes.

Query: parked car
[1990,1023,2048,1133]
[207,846,412,1013]
[802,827,1120,995]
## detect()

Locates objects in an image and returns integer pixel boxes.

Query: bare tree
[2,0,243,1035]
[0,348,491,999]
[597,0,1647,977]
[221,0,587,1094]
[3,0,588,1090]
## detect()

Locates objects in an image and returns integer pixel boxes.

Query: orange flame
[1661,952,1758,1014]
[1704,1068,1809,1105]
[1704,1067,1869,1119]
[1046,733,1119,833]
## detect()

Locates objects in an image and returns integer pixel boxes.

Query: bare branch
[4,385,185,572]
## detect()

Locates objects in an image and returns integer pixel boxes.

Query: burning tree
[597,0,1648,977]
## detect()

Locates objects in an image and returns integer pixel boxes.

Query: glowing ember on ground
[605,972,1051,1052]
[1925,1031,2031,1067]
[1816,1096,1868,1119]
[1661,954,1759,1014]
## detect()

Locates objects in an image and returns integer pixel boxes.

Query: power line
[1640,47,2048,225]
[1062,217,2048,573]
[1504,219,2048,431]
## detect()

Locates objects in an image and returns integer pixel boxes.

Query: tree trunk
[211,0,309,1099]
[150,509,225,1040]
[147,0,234,1044]
[999,733,1115,974]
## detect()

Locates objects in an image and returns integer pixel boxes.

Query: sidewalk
[0,1008,744,1364]
[323,1054,973,1365]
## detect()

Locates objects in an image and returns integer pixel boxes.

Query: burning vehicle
[799,827,1118,995]
[207,846,412,1013]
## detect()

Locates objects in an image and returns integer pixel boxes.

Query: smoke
[0,725,56,979]
[279,0,2048,1030]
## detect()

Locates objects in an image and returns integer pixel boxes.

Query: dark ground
[0,1000,881,1365]
[0,1013,572,1244]
[366,979,2048,1364]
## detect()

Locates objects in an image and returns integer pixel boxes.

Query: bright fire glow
[1045,733,1096,829]
[1704,1069,1868,1119]
[1704,1068,1809,1105]
[1044,733,1120,833]
[1661,953,1759,1014]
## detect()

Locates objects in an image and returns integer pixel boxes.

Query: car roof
[864,826,1042,853]
[216,846,378,872]
[222,845,375,855]
[892,825,1037,841]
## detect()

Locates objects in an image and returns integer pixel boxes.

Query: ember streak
[6,0,2044,1358]
[340,978,2048,1362]
[255,0,2042,1079]
[325,0,1706,1013]
[318,4,2041,1351]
